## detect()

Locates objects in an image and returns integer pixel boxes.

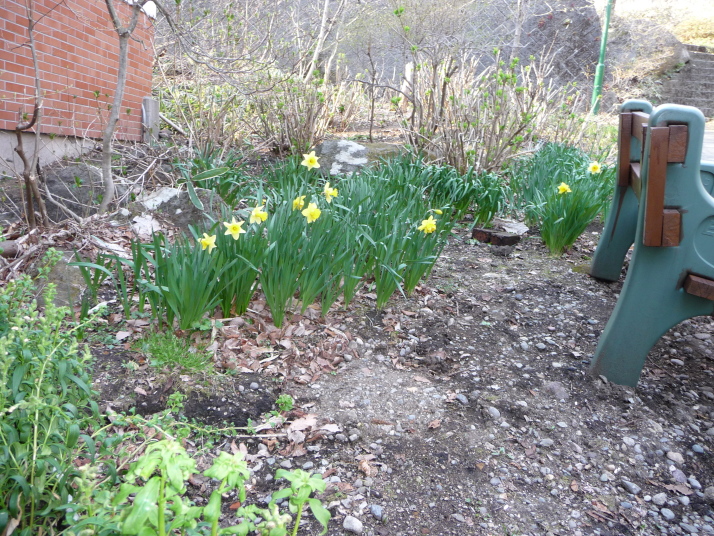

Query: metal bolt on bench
[589,100,714,386]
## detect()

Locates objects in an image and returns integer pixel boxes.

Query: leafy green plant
[135,331,212,372]
[212,210,269,318]
[511,143,615,254]
[69,440,330,536]
[275,394,294,413]
[0,264,99,536]
[150,231,237,330]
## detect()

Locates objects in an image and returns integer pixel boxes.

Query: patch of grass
[135,331,212,372]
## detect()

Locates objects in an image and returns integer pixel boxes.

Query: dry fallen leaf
[414,375,432,384]
[427,419,441,429]
[134,387,147,396]
[288,414,318,431]
[570,480,579,492]
[359,459,378,477]
[664,484,693,495]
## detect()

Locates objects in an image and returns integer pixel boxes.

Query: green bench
[589,100,714,386]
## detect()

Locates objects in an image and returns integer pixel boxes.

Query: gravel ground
[93,223,714,536]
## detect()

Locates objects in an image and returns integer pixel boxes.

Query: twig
[159,112,187,136]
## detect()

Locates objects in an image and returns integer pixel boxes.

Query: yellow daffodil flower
[301,151,320,170]
[557,182,572,194]
[292,195,306,211]
[323,182,338,203]
[223,217,247,240]
[199,233,217,253]
[302,202,321,223]
[588,162,601,174]
[418,215,437,234]
[250,205,268,224]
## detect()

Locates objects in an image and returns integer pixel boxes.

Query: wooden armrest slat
[630,163,642,197]
[643,127,669,246]
[683,274,714,301]
[618,113,633,187]
[632,112,649,143]
[667,125,688,163]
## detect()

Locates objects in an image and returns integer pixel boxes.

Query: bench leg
[590,185,639,282]
[590,251,714,386]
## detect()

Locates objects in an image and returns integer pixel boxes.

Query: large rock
[128,186,228,236]
[314,140,402,176]
[42,163,104,221]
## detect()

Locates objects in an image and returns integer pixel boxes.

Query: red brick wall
[0,0,154,141]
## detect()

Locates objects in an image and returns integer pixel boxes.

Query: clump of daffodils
[301,151,320,170]
[224,217,247,240]
[250,205,268,224]
[557,182,572,194]
[302,202,321,223]
[293,195,306,211]
[323,182,338,203]
[418,215,437,234]
[199,233,216,253]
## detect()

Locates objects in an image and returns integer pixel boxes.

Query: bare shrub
[397,50,585,173]
[247,77,365,155]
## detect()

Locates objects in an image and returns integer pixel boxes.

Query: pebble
[681,522,699,533]
[370,504,384,521]
[451,513,466,523]
[622,480,642,495]
[488,407,501,419]
[680,496,691,506]
[279,460,292,469]
[671,359,685,366]
[661,508,676,521]
[455,394,469,405]
[693,444,705,454]
[536,343,546,350]
[249,382,259,390]
[689,477,702,490]
[539,438,554,447]
[302,461,314,470]
[343,515,363,534]
[652,492,667,506]
[667,451,685,464]
[704,487,714,504]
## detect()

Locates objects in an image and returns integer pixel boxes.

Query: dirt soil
[90,222,714,536]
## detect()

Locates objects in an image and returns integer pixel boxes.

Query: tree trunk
[99,0,143,214]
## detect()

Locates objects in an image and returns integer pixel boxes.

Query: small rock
[693,444,705,454]
[539,439,554,448]
[302,461,314,470]
[370,504,384,521]
[343,515,363,534]
[545,381,569,400]
[622,480,642,495]
[680,496,691,506]
[705,487,714,504]
[536,343,547,351]
[652,492,667,506]
[689,477,702,490]
[279,460,292,469]
[249,382,259,390]
[681,523,699,534]
[487,407,501,419]
[660,508,676,521]
[455,394,469,405]
[671,359,685,366]
[667,451,685,464]
[451,513,466,523]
